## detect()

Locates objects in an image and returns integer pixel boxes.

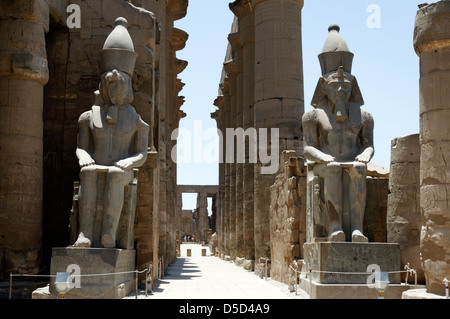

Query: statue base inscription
[299,242,422,298]
[304,242,401,284]
[33,247,136,299]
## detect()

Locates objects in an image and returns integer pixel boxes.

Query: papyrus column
[212,96,225,255]
[230,0,256,270]
[224,60,237,260]
[251,0,304,268]
[228,31,245,262]
[196,192,209,242]
[222,78,231,258]
[0,0,49,278]
[414,0,450,295]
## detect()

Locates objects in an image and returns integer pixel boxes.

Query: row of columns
[212,0,304,271]
[131,0,189,279]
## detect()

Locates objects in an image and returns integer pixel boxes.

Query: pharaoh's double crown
[318,24,354,75]
[101,17,137,77]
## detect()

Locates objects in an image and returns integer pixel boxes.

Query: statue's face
[101,70,133,106]
[323,71,353,105]
[323,69,354,122]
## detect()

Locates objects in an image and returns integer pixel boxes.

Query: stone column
[387,134,424,283]
[222,78,231,258]
[225,59,237,260]
[196,192,209,242]
[0,0,49,278]
[251,0,304,268]
[414,1,450,295]
[230,0,256,270]
[212,96,225,255]
[229,31,245,262]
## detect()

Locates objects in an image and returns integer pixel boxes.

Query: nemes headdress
[101,17,137,77]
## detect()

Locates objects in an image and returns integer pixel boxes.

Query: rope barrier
[10,268,149,278]
[9,267,150,299]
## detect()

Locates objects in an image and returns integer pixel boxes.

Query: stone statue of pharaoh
[74,18,149,248]
[302,25,374,242]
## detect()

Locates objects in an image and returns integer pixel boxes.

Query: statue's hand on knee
[355,154,370,164]
[355,147,374,164]
[79,156,95,167]
[115,158,134,170]
[316,154,336,164]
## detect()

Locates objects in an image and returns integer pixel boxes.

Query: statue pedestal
[33,247,136,299]
[300,242,421,298]
[304,242,401,284]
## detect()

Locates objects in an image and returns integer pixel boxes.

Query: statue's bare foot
[101,233,115,248]
[352,230,368,243]
[328,230,345,242]
[73,234,92,248]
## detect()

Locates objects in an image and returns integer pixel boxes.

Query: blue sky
[174,0,425,210]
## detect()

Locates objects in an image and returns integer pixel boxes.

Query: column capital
[229,0,253,19]
[214,95,225,110]
[223,59,236,76]
[220,77,230,95]
[166,0,189,21]
[414,1,450,55]
[171,28,189,51]
[0,0,49,85]
[251,0,303,9]
[228,32,242,51]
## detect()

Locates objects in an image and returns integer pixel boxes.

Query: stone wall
[269,151,306,283]
[387,134,424,283]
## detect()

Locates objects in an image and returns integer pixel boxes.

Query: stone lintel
[178,185,219,196]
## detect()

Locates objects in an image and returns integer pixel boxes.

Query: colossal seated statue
[73,18,149,249]
[302,25,374,243]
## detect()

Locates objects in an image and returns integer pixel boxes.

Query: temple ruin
[0,0,449,299]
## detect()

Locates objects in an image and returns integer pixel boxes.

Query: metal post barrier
[443,277,449,299]
[309,269,312,299]
[289,265,299,295]
[135,271,138,299]
[404,263,418,289]
[258,257,269,280]
[9,273,12,300]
